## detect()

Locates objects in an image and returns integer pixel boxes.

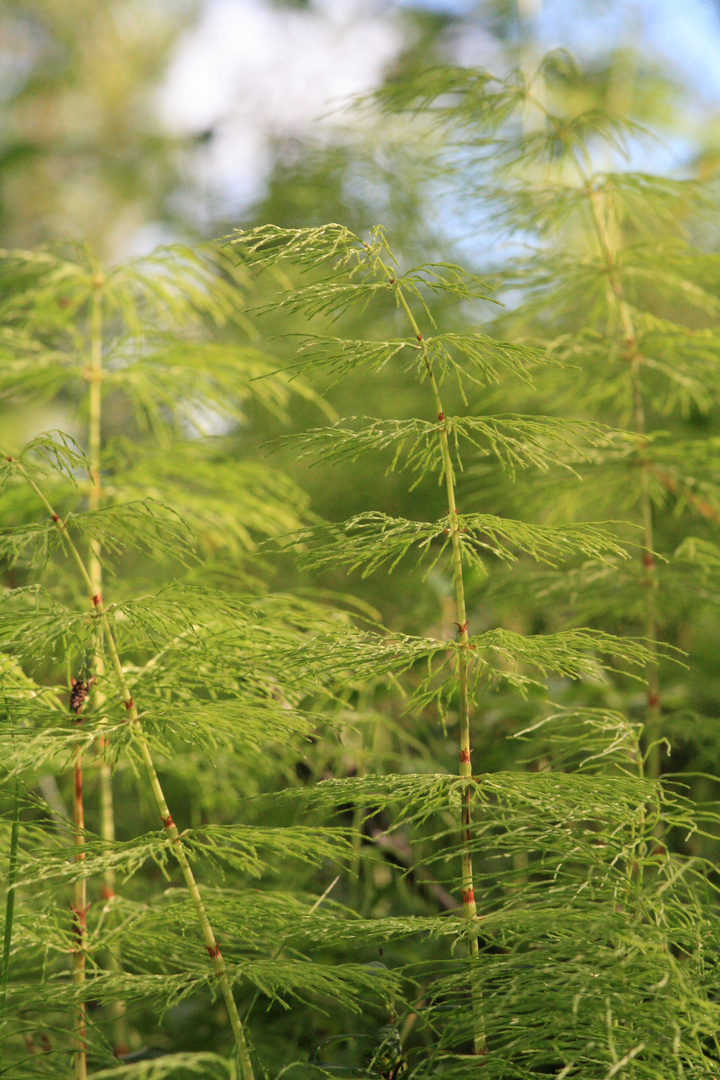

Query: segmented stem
[87,272,128,1052]
[386,264,486,1054]
[584,181,661,779]
[71,728,87,1080]
[3,453,256,1080]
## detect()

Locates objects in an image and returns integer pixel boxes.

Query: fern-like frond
[290,511,630,579]
[279,414,615,479]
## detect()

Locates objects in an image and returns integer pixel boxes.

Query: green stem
[3,452,256,1080]
[72,733,87,1080]
[383,261,486,1055]
[0,774,20,1058]
[583,180,661,780]
[87,270,128,1052]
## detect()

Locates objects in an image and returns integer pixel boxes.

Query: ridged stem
[2,453,255,1080]
[583,181,661,779]
[87,273,128,1052]
[386,264,486,1055]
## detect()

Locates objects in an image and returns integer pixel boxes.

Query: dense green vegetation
[3,5,720,1078]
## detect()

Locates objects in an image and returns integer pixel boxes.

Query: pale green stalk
[382,262,486,1055]
[582,179,661,780]
[87,270,128,1053]
[3,452,256,1080]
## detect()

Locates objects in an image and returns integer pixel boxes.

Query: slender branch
[242,875,339,1025]
[379,258,486,1055]
[2,452,256,1080]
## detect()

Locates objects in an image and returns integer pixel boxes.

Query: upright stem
[583,181,661,779]
[3,454,256,1080]
[387,267,486,1055]
[71,729,87,1080]
[87,272,128,1052]
[0,774,20,1063]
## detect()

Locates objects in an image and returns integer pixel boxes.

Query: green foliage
[3,44,720,1080]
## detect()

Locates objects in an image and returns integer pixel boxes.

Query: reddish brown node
[91,593,101,606]
[642,553,654,569]
[456,621,468,636]
[438,411,445,422]
[101,885,115,900]
[460,748,471,764]
[70,902,90,928]
[161,814,174,829]
[416,332,423,342]
[461,887,475,906]
[648,692,660,709]
[52,514,60,523]
[124,698,134,711]
[206,943,221,959]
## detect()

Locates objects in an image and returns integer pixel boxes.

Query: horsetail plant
[4,48,720,1076]
[361,54,720,795]
[226,222,695,1072]
[0,244,342,1074]
[1,442,256,1080]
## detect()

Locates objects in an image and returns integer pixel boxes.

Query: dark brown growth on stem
[70,677,95,717]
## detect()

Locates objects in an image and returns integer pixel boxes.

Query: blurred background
[3,0,720,258]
